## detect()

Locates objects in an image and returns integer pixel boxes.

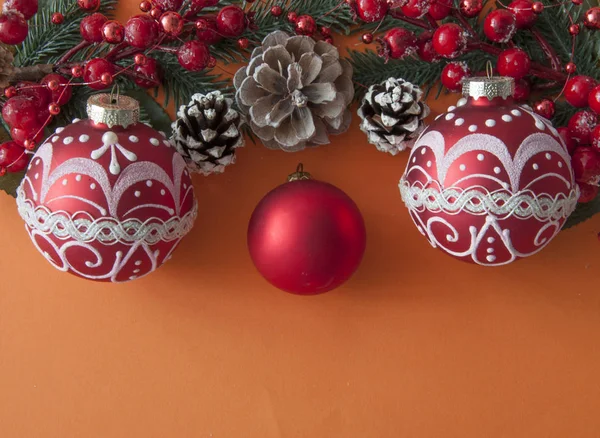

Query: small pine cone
[171,91,244,175]
[0,44,15,89]
[358,77,430,155]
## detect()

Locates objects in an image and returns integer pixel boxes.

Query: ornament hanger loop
[109,84,121,105]
[486,61,494,79]
[287,163,312,182]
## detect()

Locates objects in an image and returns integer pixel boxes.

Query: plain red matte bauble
[428,0,452,20]
[571,146,600,184]
[459,0,483,18]
[380,28,417,60]
[0,10,28,45]
[497,48,531,80]
[508,0,537,29]
[355,0,388,22]
[216,5,246,37]
[248,176,366,295]
[80,13,107,43]
[564,75,597,108]
[432,23,466,59]
[125,15,159,49]
[401,0,431,18]
[84,58,115,90]
[177,40,210,71]
[4,0,38,19]
[400,77,578,266]
[16,94,197,282]
[441,62,469,92]
[568,110,598,144]
[484,9,517,43]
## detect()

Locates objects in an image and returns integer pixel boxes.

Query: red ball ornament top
[16,93,198,282]
[400,74,578,266]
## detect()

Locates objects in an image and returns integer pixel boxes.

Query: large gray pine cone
[234,31,354,152]
[171,91,244,175]
[358,78,430,155]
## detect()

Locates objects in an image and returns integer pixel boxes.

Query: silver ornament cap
[86,93,140,128]
[462,76,515,101]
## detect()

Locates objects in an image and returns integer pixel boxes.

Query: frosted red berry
[432,23,466,59]
[564,75,597,108]
[134,57,161,88]
[320,26,331,36]
[459,0,483,18]
[401,0,431,18]
[508,0,537,29]
[2,96,39,131]
[295,15,316,36]
[355,0,388,23]
[0,141,29,173]
[41,74,72,105]
[0,11,29,45]
[428,0,452,20]
[568,110,598,144]
[177,40,210,71]
[153,0,184,11]
[196,17,221,45]
[588,85,600,115]
[379,28,417,60]
[484,10,517,43]
[216,5,246,37]
[287,11,298,23]
[4,0,38,20]
[77,0,99,11]
[80,13,107,43]
[416,33,439,62]
[497,48,531,80]
[441,62,469,92]
[84,58,115,90]
[125,15,159,49]
[11,126,44,148]
[16,82,51,110]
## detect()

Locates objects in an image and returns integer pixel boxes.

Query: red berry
[533,99,555,119]
[0,141,29,173]
[237,37,249,50]
[572,146,600,184]
[324,36,334,45]
[150,6,163,19]
[361,32,374,44]
[577,182,599,203]
[216,5,246,37]
[160,11,184,36]
[125,15,159,49]
[287,11,298,23]
[4,0,38,20]
[588,85,600,115]
[77,0,99,11]
[565,62,577,74]
[71,65,84,77]
[557,126,578,155]
[497,48,530,80]
[295,14,316,36]
[4,86,17,98]
[428,0,452,20]
[195,17,221,45]
[484,10,517,43]
[513,78,531,102]
[320,26,331,36]
[84,58,115,90]
[134,57,161,88]
[153,0,184,11]
[401,0,431,18]
[432,23,466,59]
[51,12,64,24]
[416,33,439,62]
[441,62,469,92]
[207,56,217,69]
[102,20,125,44]
[572,0,583,5]
[532,2,544,13]
[379,28,417,60]
[16,81,51,110]
[2,96,38,130]
[100,72,113,86]
[508,0,536,29]
[591,125,600,152]
[134,53,147,65]
[584,7,600,29]
[48,103,60,116]
[459,0,483,18]
[564,75,597,108]
[355,0,388,23]
[0,11,29,45]
[23,139,36,150]
[10,126,44,148]
[139,1,152,12]
[46,80,59,91]
[271,6,283,17]
[177,40,210,71]
[569,23,580,35]
[80,13,107,43]
[41,74,72,105]
[192,0,219,6]
[568,110,598,144]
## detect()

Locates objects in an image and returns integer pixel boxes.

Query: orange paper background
[2,2,600,436]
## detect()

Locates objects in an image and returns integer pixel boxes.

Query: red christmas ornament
[557,126,578,155]
[71,65,84,78]
[51,12,64,24]
[568,110,598,144]
[134,57,161,88]
[441,62,470,92]
[77,0,99,11]
[401,0,431,18]
[80,13,107,43]
[484,10,517,43]
[577,182,598,203]
[378,27,417,60]
[532,1,544,13]
[428,0,452,20]
[533,98,555,119]
[400,76,578,266]
[361,32,374,44]
[4,0,38,20]
[584,7,600,29]
[355,0,388,23]
[153,0,184,11]
[195,17,221,45]
[565,62,577,74]
[564,75,597,108]
[294,14,316,36]
[2,96,39,131]
[588,85,600,115]
[16,94,197,283]
[497,48,531,80]
[416,33,440,62]
[432,23,467,59]
[237,37,249,50]
[270,6,283,17]
[216,5,246,37]
[177,40,210,71]
[571,146,600,184]
[248,166,366,295]
[459,0,483,18]
[0,10,29,45]
[125,15,160,49]
[139,1,152,12]
[0,141,29,174]
[160,11,184,36]
[569,23,580,35]
[84,58,116,90]
[508,0,536,29]
[287,11,298,23]
[102,20,124,44]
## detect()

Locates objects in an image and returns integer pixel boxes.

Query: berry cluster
[0,0,38,46]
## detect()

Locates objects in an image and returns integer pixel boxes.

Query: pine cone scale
[253,65,287,95]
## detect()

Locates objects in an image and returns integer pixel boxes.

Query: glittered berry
[153,0,184,11]
[80,13,107,43]
[428,0,452,20]
[271,6,283,16]
[569,23,580,35]
[513,79,531,102]
[287,11,298,23]
[295,14,316,36]
[0,11,28,45]
[533,99,555,119]
[237,37,249,50]
[508,0,536,29]
[125,15,159,49]
[41,73,72,105]
[416,33,439,62]
[0,141,29,173]
[160,11,184,36]
[588,85,600,115]
[177,40,210,71]
[572,146,600,184]
[564,75,597,108]
[584,7,600,29]
[2,96,39,130]
[565,62,577,74]
[51,12,64,24]
[78,0,99,11]
[557,126,578,155]
[195,17,221,45]
[484,9,517,43]
[497,47,530,80]
[84,58,115,90]
[355,0,388,23]
[101,20,124,44]
[577,182,599,203]
[432,23,466,59]
[459,0,483,18]
[216,5,246,37]
[401,0,431,18]
[568,110,598,144]
[532,2,544,13]
[4,0,38,20]
[441,62,469,92]
[378,27,417,60]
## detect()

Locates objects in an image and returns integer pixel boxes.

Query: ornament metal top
[461,75,515,101]
[86,92,140,128]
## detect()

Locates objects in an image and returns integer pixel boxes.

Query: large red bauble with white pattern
[400,76,578,266]
[16,95,197,282]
